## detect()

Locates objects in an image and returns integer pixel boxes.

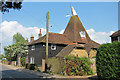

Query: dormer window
[31,45,35,50]
[80,31,86,38]
[51,44,56,50]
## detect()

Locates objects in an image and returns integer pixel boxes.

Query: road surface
[0,63,43,80]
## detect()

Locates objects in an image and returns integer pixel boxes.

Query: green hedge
[47,57,65,74]
[96,42,120,79]
[65,56,93,76]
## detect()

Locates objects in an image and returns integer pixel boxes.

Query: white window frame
[118,36,120,42]
[31,45,35,50]
[42,44,46,47]
[30,57,34,64]
[80,31,86,38]
[51,44,56,50]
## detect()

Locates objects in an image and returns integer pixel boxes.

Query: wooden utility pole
[46,11,49,63]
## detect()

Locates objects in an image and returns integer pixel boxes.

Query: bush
[96,42,120,79]
[20,57,26,66]
[65,56,93,76]
[1,60,7,63]
[28,64,35,70]
[25,63,30,69]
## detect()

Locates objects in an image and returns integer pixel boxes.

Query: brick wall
[69,49,88,58]
[90,58,96,73]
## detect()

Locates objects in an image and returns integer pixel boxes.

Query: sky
[0,2,119,54]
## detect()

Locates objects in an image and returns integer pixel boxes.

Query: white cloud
[0,21,46,54]
[86,28,114,44]
[59,28,114,44]
[59,29,64,34]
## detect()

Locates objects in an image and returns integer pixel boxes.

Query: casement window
[42,44,46,47]
[80,31,86,38]
[30,57,34,64]
[31,45,35,50]
[51,44,56,50]
[118,36,120,42]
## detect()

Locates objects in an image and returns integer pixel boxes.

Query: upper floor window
[51,44,56,50]
[80,31,86,38]
[43,44,46,47]
[31,45,35,50]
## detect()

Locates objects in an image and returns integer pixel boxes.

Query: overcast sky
[1,2,119,54]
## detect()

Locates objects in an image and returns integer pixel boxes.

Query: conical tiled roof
[63,15,91,43]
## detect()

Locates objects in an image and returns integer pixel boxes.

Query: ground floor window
[30,57,34,64]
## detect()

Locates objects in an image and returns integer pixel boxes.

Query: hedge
[47,57,65,74]
[65,56,93,76]
[96,42,120,79]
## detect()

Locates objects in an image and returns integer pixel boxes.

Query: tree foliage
[20,57,26,66]
[13,32,26,44]
[4,43,28,61]
[1,0,22,13]
[0,54,4,59]
[4,33,28,61]
[96,42,120,79]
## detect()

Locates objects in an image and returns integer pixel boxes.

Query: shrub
[28,64,35,70]
[65,56,93,76]
[20,57,26,66]
[25,63,30,69]
[96,42,120,79]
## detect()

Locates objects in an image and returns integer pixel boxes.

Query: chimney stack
[26,38,28,43]
[38,29,42,38]
[30,34,34,42]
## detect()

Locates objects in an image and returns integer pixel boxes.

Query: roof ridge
[49,32,64,35]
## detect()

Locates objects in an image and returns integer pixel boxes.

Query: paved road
[0,63,42,80]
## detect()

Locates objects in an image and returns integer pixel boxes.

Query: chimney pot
[30,34,34,42]
[26,38,28,43]
[39,29,42,38]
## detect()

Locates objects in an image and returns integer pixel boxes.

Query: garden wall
[90,58,96,73]
[69,49,88,58]
[89,49,97,58]
[2,61,17,66]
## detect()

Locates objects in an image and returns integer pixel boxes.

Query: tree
[0,0,23,13]
[4,43,28,61]
[13,32,26,44]
[4,32,28,61]
[0,54,4,59]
